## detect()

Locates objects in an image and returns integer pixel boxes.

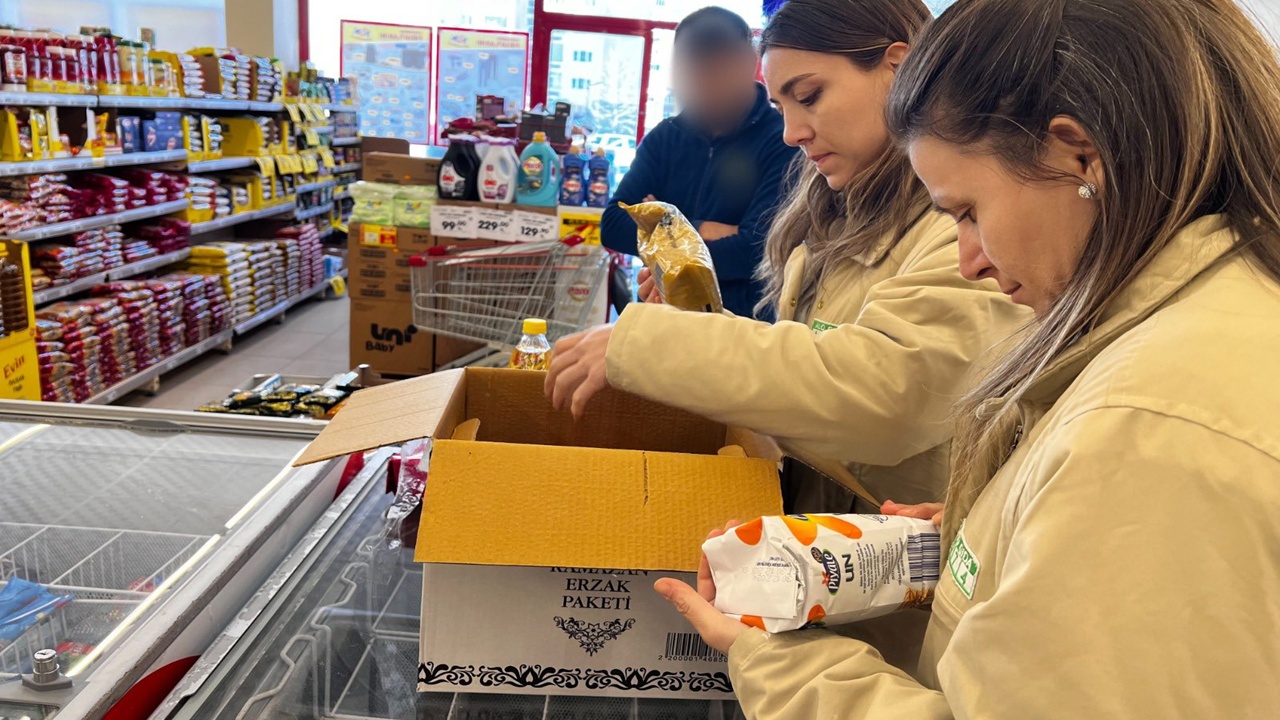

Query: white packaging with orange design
[703,514,941,633]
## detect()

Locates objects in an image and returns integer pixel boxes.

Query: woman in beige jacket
[547,0,1026,509]
[659,0,1280,716]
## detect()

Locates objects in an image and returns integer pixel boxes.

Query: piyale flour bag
[704,514,940,632]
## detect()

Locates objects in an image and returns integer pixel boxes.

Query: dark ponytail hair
[886,0,1280,542]
[754,0,932,317]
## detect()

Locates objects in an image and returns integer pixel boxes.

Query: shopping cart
[409,238,609,357]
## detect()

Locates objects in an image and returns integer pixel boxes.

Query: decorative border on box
[419,663,732,694]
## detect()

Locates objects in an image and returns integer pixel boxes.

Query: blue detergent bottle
[586,148,612,208]
[516,131,560,207]
[560,144,587,206]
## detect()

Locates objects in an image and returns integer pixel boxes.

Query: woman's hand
[655,522,747,655]
[545,324,614,419]
[881,500,945,527]
[637,268,663,304]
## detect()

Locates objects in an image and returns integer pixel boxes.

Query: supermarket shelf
[84,329,234,405]
[324,104,358,113]
[190,203,297,235]
[31,248,191,305]
[97,95,253,112]
[233,278,331,336]
[248,101,284,112]
[5,199,189,242]
[332,137,361,147]
[187,156,257,173]
[331,163,361,174]
[312,126,335,135]
[0,91,96,107]
[334,189,351,201]
[0,149,188,178]
[296,179,336,194]
[295,205,331,221]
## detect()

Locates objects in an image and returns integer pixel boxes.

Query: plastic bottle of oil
[509,318,552,371]
[0,247,29,338]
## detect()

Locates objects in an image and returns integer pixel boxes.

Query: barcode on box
[664,632,726,663]
[907,533,941,584]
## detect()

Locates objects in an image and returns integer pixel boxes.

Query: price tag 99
[431,205,478,239]
[512,210,559,242]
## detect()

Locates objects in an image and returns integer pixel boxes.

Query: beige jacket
[607,211,1026,505]
[728,215,1280,718]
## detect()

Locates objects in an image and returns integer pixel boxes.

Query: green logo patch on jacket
[810,319,838,336]
[948,523,980,600]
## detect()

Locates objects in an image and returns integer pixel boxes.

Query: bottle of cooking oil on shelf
[0,246,27,338]
[509,318,552,371]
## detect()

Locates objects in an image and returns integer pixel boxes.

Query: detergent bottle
[559,144,586,206]
[438,135,481,201]
[479,138,518,204]
[586,148,612,208]
[516,131,559,207]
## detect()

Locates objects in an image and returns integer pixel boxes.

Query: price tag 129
[431,205,478,239]
[474,208,514,241]
[512,210,559,242]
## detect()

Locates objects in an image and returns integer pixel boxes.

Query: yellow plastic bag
[623,201,724,313]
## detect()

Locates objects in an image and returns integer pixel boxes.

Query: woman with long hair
[659,0,1280,716]
[546,0,1026,511]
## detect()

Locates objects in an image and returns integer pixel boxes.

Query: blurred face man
[672,7,761,136]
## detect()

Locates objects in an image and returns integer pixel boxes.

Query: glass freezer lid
[0,409,316,686]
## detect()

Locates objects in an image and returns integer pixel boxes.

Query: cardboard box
[363,152,442,186]
[296,368,783,699]
[349,298,434,377]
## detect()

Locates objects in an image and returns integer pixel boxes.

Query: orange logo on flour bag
[781,514,864,546]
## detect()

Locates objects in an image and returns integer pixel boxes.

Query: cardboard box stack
[296,368,785,701]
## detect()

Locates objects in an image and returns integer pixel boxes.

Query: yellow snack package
[623,201,724,313]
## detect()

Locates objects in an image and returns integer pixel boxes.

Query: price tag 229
[431,205,478,239]
[474,208,514,241]
[513,210,559,242]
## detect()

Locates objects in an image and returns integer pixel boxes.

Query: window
[543,0,764,26]
[571,78,590,90]
[572,50,594,62]
[5,0,227,49]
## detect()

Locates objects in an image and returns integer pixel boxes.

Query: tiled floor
[118,295,351,411]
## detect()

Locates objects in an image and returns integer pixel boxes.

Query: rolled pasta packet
[703,514,940,633]
[622,201,724,313]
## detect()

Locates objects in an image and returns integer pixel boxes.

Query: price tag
[430,205,478,239]
[317,148,336,169]
[512,210,560,242]
[254,156,276,176]
[360,224,398,248]
[285,104,302,123]
[474,208,515,242]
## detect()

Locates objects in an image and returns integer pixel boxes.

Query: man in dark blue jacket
[600,7,798,319]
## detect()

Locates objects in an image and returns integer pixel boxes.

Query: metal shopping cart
[408,239,609,360]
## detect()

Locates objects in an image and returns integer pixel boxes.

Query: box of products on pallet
[295,367,783,699]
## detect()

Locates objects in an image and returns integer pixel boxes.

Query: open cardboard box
[296,367,783,699]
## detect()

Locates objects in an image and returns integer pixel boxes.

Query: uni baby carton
[295,367,783,700]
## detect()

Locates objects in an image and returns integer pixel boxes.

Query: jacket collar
[671,84,774,142]
[849,207,949,266]
[1015,214,1237,407]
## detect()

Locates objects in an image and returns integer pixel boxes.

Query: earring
[1078,182,1098,200]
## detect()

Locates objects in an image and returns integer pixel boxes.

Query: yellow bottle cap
[533,131,548,143]
[524,318,548,335]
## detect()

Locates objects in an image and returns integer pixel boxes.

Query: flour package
[703,514,940,632]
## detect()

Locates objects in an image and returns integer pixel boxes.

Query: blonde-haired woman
[547,0,1027,511]
[661,0,1280,716]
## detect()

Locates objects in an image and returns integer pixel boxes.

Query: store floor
[119,295,350,412]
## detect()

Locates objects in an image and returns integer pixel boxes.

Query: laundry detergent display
[703,514,940,633]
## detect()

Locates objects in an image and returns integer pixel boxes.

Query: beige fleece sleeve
[606,241,1022,468]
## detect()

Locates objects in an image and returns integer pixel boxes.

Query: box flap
[294,369,466,465]
[415,440,783,572]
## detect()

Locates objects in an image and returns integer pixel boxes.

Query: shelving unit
[334,189,351,201]
[0,149,188,178]
[0,91,95,106]
[189,203,297,236]
[332,137,360,147]
[7,199,190,242]
[295,205,331,221]
[296,179,336,194]
[187,156,259,173]
[33,248,192,304]
[324,105,359,113]
[84,330,234,405]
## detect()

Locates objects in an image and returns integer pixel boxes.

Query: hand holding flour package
[703,514,940,632]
